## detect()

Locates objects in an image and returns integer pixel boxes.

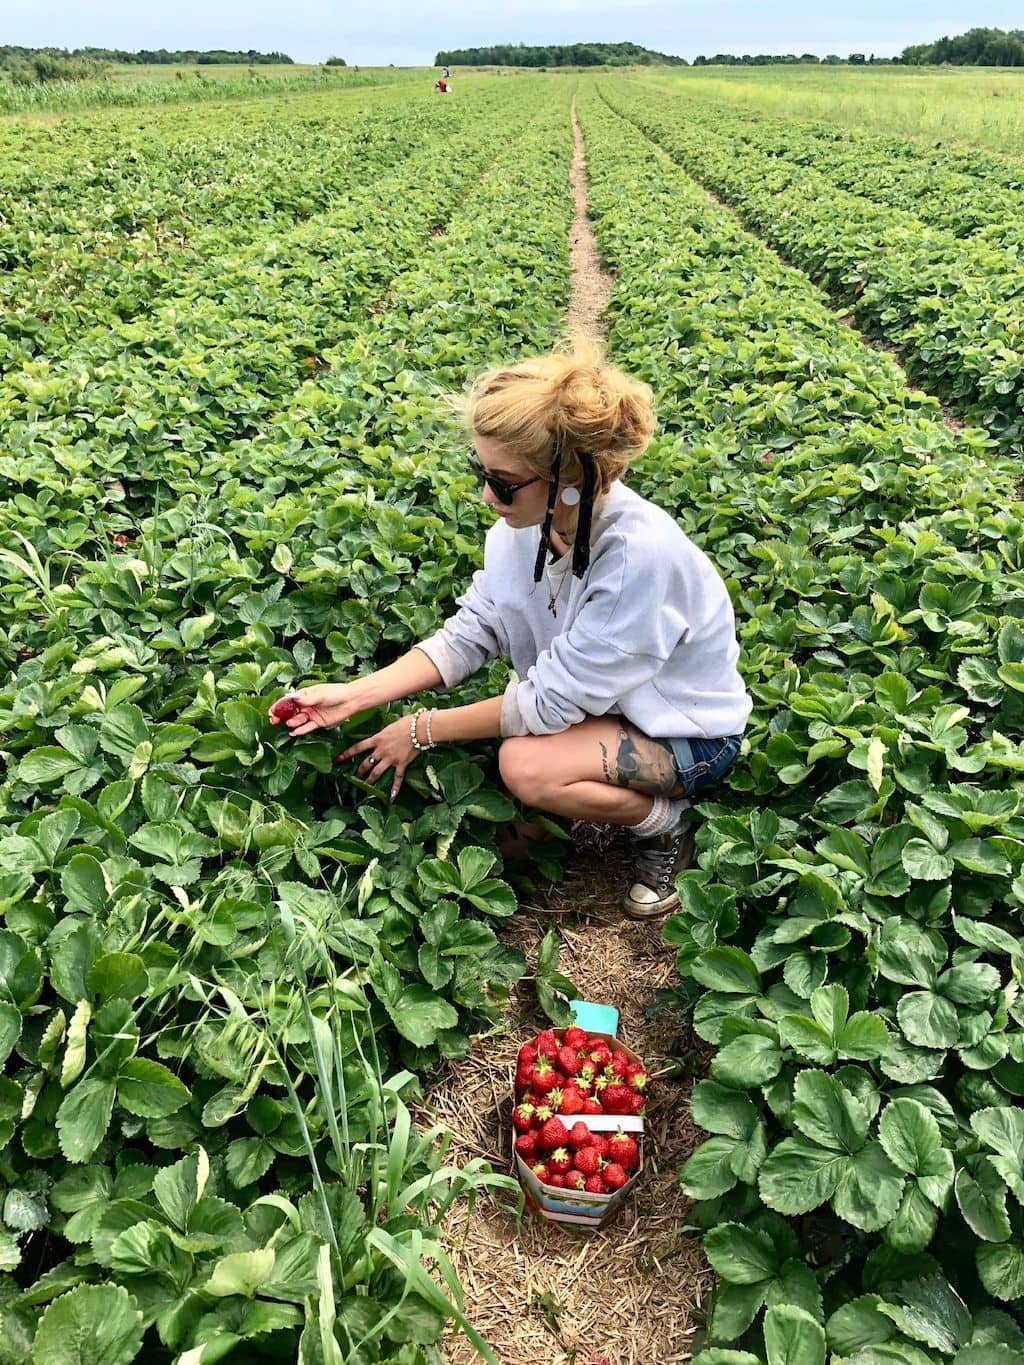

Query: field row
[606,78,1024,451]
[0,81,572,1361]
[580,80,1024,1364]
[636,77,1024,242]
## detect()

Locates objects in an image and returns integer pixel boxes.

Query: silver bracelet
[425,708,436,747]
[409,708,430,752]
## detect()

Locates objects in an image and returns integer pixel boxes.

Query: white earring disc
[560,487,581,506]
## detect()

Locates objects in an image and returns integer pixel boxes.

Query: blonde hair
[460,335,656,497]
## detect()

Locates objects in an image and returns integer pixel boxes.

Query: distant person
[434,78,449,93]
[442,65,450,77]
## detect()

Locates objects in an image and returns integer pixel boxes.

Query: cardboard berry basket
[512,1002,647,1230]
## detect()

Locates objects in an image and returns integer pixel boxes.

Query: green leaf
[60,855,108,914]
[826,1294,895,1354]
[877,1274,972,1352]
[692,946,762,995]
[117,1058,190,1118]
[704,1222,778,1285]
[833,1142,905,1232]
[690,1081,757,1140]
[791,1070,870,1152]
[978,1241,1024,1301]
[885,1182,940,1253]
[763,1303,826,1365]
[56,1079,116,1163]
[30,1284,143,1364]
[897,992,960,1049]
[19,747,83,784]
[86,952,148,1002]
[0,1000,21,1067]
[955,1160,1012,1242]
[680,1136,741,1200]
[381,985,458,1047]
[711,1032,782,1088]
[779,1015,836,1065]
[901,840,954,881]
[759,1136,842,1214]
[205,1248,276,1298]
[877,1099,943,1178]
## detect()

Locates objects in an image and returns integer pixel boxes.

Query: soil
[428,104,713,1364]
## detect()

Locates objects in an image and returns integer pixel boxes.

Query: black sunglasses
[466,450,541,506]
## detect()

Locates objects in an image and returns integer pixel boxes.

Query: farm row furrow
[579,82,1024,1365]
[0,83,573,1361]
[602,79,1024,451]
[631,78,1024,244]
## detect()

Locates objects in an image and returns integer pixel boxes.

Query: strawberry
[515,1132,538,1161]
[628,1091,647,1116]
[547,1147,572,1175]
[529,1058,561,1094]
[588,1042,612,1070]
[518,1043,538,1068]
[512,1102,536,1132]
[538,1116,569,1152]
[610,1050,631,1079]
[627,1066,651,1092]
[573,1146,603,1177]
[575,1066,595,1093]
[564,1025,587,1049]
[533,1101,554,1124]
[531,1161,549,1183]
[515,1065,535,1094]
[558,1085,585,1116]
[608,1131,639,1169]
[602,1162,628,1191]
[558,1046,584,1076]
[269,695,302,722]
[565,1170,587,1191]
[601,1084,634,1115]
[568,1121,593,1151]
[535,1029,560,1061]
[590,1134,611,1159]
[547,1172,566,1188]
[582,1097,603,1115]
[585,1174,607,1195]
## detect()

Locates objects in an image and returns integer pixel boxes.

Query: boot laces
[634,828,687,892]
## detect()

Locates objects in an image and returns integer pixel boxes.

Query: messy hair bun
[460,334,656,496]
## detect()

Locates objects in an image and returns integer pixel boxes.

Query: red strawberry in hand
[538,1116,569,1152]
[269,695,302,723]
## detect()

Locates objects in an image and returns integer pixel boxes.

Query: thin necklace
[546,529,574,617]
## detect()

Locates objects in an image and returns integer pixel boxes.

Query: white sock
[626,795,691,839]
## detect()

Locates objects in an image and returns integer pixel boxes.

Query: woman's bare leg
[498,716,684,824]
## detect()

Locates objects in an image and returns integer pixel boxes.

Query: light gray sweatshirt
[415,480,751,740]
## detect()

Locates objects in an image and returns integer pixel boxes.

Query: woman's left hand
[336,717,420,801]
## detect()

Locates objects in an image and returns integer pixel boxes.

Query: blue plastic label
[569,999,619,1038]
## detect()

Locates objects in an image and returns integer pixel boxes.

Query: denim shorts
[664,734,743,798]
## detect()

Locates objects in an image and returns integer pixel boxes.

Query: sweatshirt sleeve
[415,565,509,690]
[500,534,690,736]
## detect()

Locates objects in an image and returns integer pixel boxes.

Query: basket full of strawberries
[511,1019,649,1228]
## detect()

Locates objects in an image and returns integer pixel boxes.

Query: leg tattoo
[603,725,684,797]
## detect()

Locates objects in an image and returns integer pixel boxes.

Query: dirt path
[431,101,711,1365]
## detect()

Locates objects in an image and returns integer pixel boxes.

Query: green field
[658,64,1024,156]
[1,68,1024,1364]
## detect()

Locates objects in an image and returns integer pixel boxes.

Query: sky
[4,0,1023,67]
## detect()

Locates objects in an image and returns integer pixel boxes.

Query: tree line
[433,42,686,67]
[902,27,1024,66]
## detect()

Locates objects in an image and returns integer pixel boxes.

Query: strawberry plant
[579,81,1024,1363]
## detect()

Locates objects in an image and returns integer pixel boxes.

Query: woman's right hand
[268,682,371,736]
